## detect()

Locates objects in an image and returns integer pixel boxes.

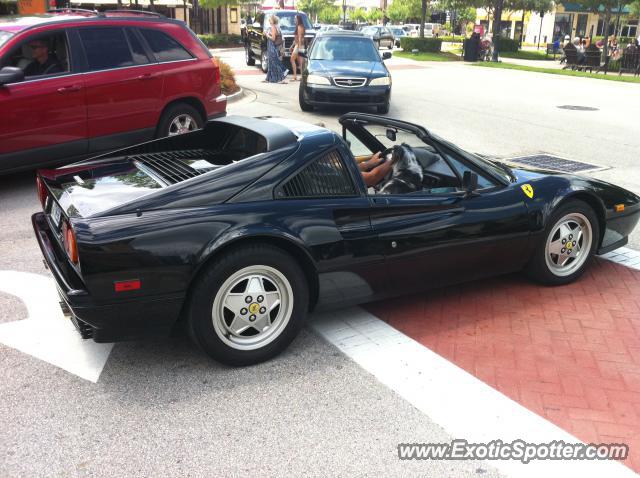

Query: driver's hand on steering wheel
[360,151,393,187]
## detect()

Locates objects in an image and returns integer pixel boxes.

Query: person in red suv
[0,10,226,174]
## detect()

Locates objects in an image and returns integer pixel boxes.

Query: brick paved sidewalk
[366,257,640,472]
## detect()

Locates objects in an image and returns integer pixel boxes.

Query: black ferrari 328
[33,114,640,365]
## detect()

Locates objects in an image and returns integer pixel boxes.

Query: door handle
[57,84,82,93]
[136,73,157,80]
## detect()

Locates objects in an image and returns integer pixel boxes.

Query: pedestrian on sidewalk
[263,15,288,84]
[290,14,306,81]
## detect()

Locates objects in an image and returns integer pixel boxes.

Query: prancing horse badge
[521,184,534,199]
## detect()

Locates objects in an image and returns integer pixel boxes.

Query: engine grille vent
[279,150,356,198]
[334,77,367,87]
[129,149,220,185]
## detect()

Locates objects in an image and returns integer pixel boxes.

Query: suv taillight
[62,221,79,264]
[211,58,221,84]
[36,176,47,208]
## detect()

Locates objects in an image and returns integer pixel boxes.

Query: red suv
[0,10,226,174]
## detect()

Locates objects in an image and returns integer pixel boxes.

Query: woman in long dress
[264,15,287,84]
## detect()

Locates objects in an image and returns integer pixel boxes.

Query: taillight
[36,176,47,208]
[62,221,79,264]
[211,57,221,84]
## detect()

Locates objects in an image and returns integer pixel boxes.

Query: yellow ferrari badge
[521,184,534,199]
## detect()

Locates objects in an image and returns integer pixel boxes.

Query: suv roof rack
[98,10,166,18]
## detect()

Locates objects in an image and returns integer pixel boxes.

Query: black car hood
[309,59,387,78]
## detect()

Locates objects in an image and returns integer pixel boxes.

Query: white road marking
[0,271,113,383]
[310,307,636,478]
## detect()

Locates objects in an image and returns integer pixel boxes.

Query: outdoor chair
[582,44,602,73]
[562,44,578,70]
[619,46,639,76]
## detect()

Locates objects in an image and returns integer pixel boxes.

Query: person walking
[290,14,306,81]
[263,15,287,84]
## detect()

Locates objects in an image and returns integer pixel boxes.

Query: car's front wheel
[376,101,390,114]
[156,103,203,138]
[188,244,309,366]
[245,44,255,66]
[525,199,599,285]
[299,85,313,112]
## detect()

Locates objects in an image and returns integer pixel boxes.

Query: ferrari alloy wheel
[525,199,599,285]
[544,213,593,277]
[211,266,294,351]
[188,244,309,366]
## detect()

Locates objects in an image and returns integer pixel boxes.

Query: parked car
[245,10,315,73]
[298,31,392,113]
[360,25,394,49]
[389,26,406,47]
[317,24,342,33]
[0,9,226,174]
[32,113,640,365]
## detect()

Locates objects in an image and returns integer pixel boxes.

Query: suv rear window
[139,29,192,62]
[80,28,135,70]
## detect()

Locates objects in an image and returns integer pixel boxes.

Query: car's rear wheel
[299,85,313,112]
[188,244,309,366]
[261,49,268,73]
[156,103,203,138]
[525,199,599,285]
[245,44,255,66]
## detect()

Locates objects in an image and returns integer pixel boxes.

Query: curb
[225,87,244,103]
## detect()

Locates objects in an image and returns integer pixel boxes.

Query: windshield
[0,30,13,47]
[310,36,379,62]
[267,12,313,32]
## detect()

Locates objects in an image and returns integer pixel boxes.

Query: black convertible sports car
[33,114,640,365]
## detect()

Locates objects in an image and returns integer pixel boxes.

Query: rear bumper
[32,212,183,343]
[303,84,391,107]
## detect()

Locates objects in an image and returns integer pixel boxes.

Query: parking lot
[2,49,640,477]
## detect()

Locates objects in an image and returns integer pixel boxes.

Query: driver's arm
[359,152,393,187]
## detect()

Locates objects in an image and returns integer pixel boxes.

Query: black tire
[155,103,203,138]
[524,199,599,286]
[187,244,309,366]
[299,85,313,112]
[376,101,390,114]
[245,44,255,66]
[260,49,268,73]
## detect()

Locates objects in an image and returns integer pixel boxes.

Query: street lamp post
[342,0,346,26]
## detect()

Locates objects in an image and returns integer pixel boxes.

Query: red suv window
[139,29,192,62]
[79,27,142,70]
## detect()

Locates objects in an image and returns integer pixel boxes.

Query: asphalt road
[1,51,638,477]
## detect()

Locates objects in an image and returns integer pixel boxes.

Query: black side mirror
[385,128,396,141]
[382,51,392,60]
[0,66,24,86]
[463,171,478,195]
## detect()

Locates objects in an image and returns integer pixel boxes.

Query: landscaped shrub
[216,57,240,95]
[497,37,519,52]
[400,37,442,52]
[198,34,243,48]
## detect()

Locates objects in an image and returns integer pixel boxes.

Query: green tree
[351,7,368,22]
[297,0,335,22]
[318,5,342,23]
[387,0,423,22]
[367,7,384,23]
